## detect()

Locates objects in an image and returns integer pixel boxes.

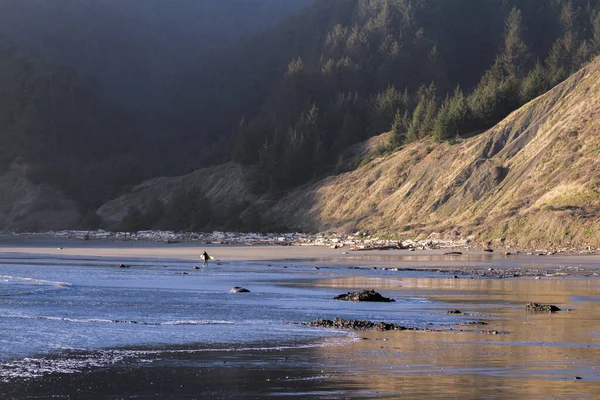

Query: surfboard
[201,254,215,260]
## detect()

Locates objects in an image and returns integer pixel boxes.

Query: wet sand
[1,237,599,275]
[2,238,600,398]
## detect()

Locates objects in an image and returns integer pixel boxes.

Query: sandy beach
[2,237,600,399]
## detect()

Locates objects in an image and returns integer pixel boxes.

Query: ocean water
[0,253,451,383]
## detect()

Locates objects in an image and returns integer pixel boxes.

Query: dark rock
[333,289,395,302]
[523,303,560,312]
[306,317,407,331]
[230,286,250,293]
[447,310,462,314]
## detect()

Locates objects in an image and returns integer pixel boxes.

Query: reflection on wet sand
[5,275,600,398]
[310,277,600,398]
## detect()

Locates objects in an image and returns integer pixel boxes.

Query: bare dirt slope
[271,57,600,248]
[97,162,255,227]
[0,162,81,231]
[97,58,600,248]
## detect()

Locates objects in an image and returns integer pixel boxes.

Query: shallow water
[2,251,600,398]
[0,254,454,379]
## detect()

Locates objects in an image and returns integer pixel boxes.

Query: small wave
[115,335,359,356]
[0,275,71,296]
[160,320,235,326]
[0,314,235,327]
[0,275,71,287]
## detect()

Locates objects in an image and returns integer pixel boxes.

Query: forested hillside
[0,37,143,210]
[198,0,600,194]
[0,0,310,223]
[0,0,310,109]
[2,0,600,233]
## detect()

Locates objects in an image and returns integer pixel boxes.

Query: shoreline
[2,229,599,255]
[3,237,600,398]
[0,235,599,279]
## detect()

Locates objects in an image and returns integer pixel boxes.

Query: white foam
[0,336,358,382]
[160,320,235,326]
[0,315,236,326]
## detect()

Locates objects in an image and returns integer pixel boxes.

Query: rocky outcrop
[0,162,81,231]
[229,287,250,293]
[333,290,395,302]
[523,303,560,312]
[306,317,412,331]
[96,162,255,228]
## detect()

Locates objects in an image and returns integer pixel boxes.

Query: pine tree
[389,109,406,147]
[592,12,600,54]
[520,62,550,103]
[500,7,530,78]
[432,100,450,142]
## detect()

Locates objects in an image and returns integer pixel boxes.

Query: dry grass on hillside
[271,57,600,249]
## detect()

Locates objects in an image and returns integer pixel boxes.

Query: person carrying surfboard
[202,250,211,267]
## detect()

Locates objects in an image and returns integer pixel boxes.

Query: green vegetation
[1,0,600,231]
[0,37,145,208]
[213,0,600,196]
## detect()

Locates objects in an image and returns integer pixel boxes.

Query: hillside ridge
[92,56,600,248]
[268,56,600,248]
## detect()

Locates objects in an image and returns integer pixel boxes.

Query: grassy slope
[270,57,600,249]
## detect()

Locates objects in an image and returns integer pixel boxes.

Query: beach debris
[230,286,250,293]
[482,330,500,335]
[447,310,462,314]
[333,289,395,302]
[306,317,412,331]
[523,303,560,312]
[8,230,475,252]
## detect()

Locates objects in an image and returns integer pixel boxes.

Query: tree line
[221,0,600,194]
[1,0,600,232]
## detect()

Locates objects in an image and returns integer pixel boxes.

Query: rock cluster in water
[523,303,560,312]
[229,287,250,293]
[306,317,414,331]
[333,289,395,302]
